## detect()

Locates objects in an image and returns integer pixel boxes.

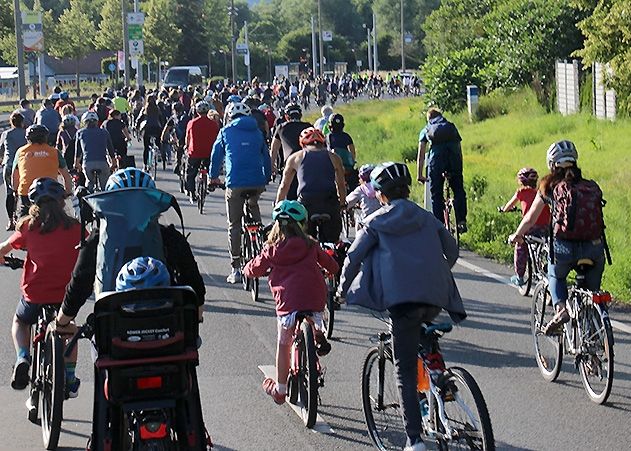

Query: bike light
[325,249,335,257]
[246,225,259,232]
[136,376,163,390]
[592,292,612,304]
[139,423,168,440]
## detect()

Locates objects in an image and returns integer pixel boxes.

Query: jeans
[299,192,342,243]
[226,186,265,268]
[427,144,467,225]
[548,238,605,307]
[185,157,210,193]
[389,303,441,448]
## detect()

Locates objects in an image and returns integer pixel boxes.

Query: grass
[308,89,631,301]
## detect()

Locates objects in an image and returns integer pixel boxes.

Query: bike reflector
[246,225,260,233]
[200,169,208,175]
[592,291,612,304]
[139,422,168,440]
[325,249,335,257]
[417,358,430,392]
[136,376,163,390]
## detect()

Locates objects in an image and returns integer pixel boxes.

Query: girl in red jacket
[244,200,339,405]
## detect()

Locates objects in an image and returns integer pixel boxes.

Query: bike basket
[592,291,612,304]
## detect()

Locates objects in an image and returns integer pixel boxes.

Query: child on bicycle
[345,164,381,228]
[499,167,551,287]
[0,178,82,396]
[338,162,466,451]
[244,200,339,405]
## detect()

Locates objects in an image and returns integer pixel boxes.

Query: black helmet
[26,124,49,144]
[28,177,66,204]
[330,113,344,131]
[286,103,302,119]
[370,162,412,193]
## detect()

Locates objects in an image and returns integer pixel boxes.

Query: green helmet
[272,200,307,223]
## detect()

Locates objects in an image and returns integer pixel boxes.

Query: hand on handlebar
[417,176,427,183]
[52,318,78,337]
[508,233,524,245]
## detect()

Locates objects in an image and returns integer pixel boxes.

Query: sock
[65,362,76,384]
[276,383,287,395]
[17,347,30,360]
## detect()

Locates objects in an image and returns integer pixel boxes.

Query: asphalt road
[1,140,631,451]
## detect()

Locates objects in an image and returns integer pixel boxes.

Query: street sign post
[127,13,144,57]
[322,30,333,42]
[236,43,249,55]
[129,40,144,57]
[357,60,362,68]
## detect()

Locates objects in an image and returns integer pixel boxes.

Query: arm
[59,167,72,195]
[338,226,378,296]
[244,247,272,278]
[270,135,281,174]
[122,126,131,141]
[275,154,299,203]
[509,194,547,244]
[105,132,115,159]
[417,141,427,182]
[500,193,519,212]
[346,186,362,208]
[348,143,356,162]
[330,152,347,204]
[0,237,14,265]
[209,132,226,180]
[59,232,98,320]
[316,245,340,275]
[160,123,172,143]
[74,135,83,170]
[12,163,19,192]
[162,225,205,305]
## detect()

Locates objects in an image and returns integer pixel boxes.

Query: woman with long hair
[137,94,164,170]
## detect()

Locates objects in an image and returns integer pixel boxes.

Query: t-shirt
[186,116,219,159]
[75,126,115,163]
[0,127,27,167]
[327,131,354,169]
[13,143,66,196]
[113,96,130,113]
[274,121,311,161]
[516,187,551,227]
[102,118,126,148]
[9,222,82,304]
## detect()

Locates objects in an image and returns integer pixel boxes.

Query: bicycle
[442,172,459,246]
[518,234,549,296]
[4,255,67,450]
[196,162,209,215]
[239,190,264,302]
[147,136,159,181]
[531,259,614,404]
[177,149,188,194]
[341,205,358,239]
[362,320,495,450]
[286,312,325,428]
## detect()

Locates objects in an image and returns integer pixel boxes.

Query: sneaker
[66,377,81,399]
[456,222,468,234]
[262,377,286,405]
[404,442,427,451]
[544,307,570,335]
[6,221,15,231]
[315,332,332,357]
[510,275,526,287]
[11,356,31,390]
[226,268,242,284]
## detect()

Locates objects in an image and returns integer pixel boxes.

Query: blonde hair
[266,220,314,248]
[17,198,78,234]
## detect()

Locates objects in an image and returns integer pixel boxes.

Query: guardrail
[0,120,8,131]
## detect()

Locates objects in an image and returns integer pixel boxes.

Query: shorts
[277,311,324,346]
[15,298,50,325]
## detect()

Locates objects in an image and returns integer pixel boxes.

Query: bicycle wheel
[361,346,405,450]
[578,303,614,404]
[518,252,533,297]
[435,367,495,450]
[241,230,251,292]
[250,236,260,302]
[27,339,41,423]
[448,200,459,246]
[322,277,335,339]
[41,329,64,450]
[197,175,207,214]
[298,321,318,428]
[531,282,562,382]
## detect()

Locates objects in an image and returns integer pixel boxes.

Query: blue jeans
[548,238,605,307]
[427,144,467,225]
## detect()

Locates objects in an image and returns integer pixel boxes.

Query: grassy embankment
[307,90,631,301]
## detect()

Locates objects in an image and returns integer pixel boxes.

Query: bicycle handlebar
[63,314,94,358]
[3,255,24,270]
[208,182,226,192]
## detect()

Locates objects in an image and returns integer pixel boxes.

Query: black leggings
[143,128,161,166]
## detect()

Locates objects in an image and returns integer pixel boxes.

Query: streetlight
[219,49,228,79]
[362,23,372,72]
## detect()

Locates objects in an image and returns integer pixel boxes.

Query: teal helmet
[106,168,156,191]
[272,200,307,223]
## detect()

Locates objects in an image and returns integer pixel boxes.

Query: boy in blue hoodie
[338,162,466,451]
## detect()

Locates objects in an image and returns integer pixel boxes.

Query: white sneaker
[404,443,427,451]
[226,268,241,284]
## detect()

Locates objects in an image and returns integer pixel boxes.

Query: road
[1,140,631,451]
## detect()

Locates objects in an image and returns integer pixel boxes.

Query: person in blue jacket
[210,101,271,284]
[338,162,466,451]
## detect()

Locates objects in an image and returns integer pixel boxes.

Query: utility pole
[230,0,237,83]
[244,21,251,82]
[372,11,378,73]
[311,16,317,76]
[13,0,26,98]
[317,0,324,77]
[400,0,405,71]
[363,24,372,72]
[134,0,142,87]
[122,0,130,87]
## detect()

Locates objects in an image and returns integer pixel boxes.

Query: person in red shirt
[54,91,76,115]
[244,200,338,405]
[185,101,219,202]
[0,178,82,395]
[499,167,551,286]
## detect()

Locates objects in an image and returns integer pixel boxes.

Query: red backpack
[552,179,604,241]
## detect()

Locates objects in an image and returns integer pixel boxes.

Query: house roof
[0,67,18,80]
[45,51,115,76]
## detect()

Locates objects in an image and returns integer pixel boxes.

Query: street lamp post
[362,23,372,72]
[317,0,324,77]
[229,0,237,83]
[400,0,405,71]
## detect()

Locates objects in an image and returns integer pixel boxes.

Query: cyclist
[314,105,333,135]
[185,101,219,202]
[327,113,358,192]
[75,111,117,192]
[55,168,206,327]
[113,91,130,125]
[54,91,76,114]
[244,200,338,404]
[345,164,381,227]
[338,162,465,451]
[34,98,61,146]
[13,99,35,127]
[102,110,131,159]
[275,127,346,243]
[1,113,27,230]
[499,167,550,287]
[12,125,72,217]
[0,178,82,395]
[509,141,606,333]
[161,102,190,174]
[137,94,165,171]
[417,107,468,234]
[270,104,311,190]
[56,114,79,171]
[209,102,271,284]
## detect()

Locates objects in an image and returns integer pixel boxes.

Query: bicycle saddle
[295,311,315,320]
[92,169,102,174]
[310,213,331,223]
[575,258,595,274]
[423,323,453,335]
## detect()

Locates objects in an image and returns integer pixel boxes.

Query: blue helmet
[116,256,171,291]
[105,168,156,191]
[227,94,242,104]
[60,91,69,100]
[28,177,66,204]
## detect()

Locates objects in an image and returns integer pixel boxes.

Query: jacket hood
[230,115,258,131]
[266,237,313,266]
[367,198,428,235]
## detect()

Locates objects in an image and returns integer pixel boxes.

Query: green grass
[310,89,631,301]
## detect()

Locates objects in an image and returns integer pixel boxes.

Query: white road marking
[456,258,631,335]
[258,365,335,434]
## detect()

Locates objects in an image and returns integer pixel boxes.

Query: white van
[162,66,203,89]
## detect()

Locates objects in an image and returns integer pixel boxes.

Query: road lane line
[258,365,335,434]
[456,258,631,335]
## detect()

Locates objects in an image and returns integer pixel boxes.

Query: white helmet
[195,101,210,114]
[225,102,251,120]
[81,111,99,123]
[546,140,578,170]
[62,114,78,126]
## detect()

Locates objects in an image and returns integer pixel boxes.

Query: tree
[173,0,207,64]
[94,0,129,51]
[143,0,181,82]
[47,0,95,96]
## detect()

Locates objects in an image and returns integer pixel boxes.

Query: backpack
[82,188,184,294]
[174,112,190,141]
[552,179,604,242]
[426,117,461,145]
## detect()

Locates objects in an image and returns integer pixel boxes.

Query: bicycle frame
[290,316,323,384]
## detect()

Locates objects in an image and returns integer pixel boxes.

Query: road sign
[129,40,144,56]
[128,24,143,40]
[21,9,43,52]
[357,60,362,67]
[108,63,116,73]
[322,31,333,42]
[404,32,413,44]
[236,43,249,55]
[127,12,145,25]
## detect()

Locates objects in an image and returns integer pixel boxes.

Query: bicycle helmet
[258,103,270,111]
[116,256,171,291]
[105,168,156,191]
[195,100,210,115]
[28,177,66,204]
[321,105,333,117]
[329,113,344,131]
[517,167,538,184]
[81,111,99,124]
[358,164,376,182]
[225,102,251,120]
[546,140,578,169]
[25,124,49,143]
[62,114,78,126]
[370,162,412,192]
[272,200,307,223]
[299,127,326,147]
[227,94,242,104]
[286,103,302,119]
[60,91,69,100]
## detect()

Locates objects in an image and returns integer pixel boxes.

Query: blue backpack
[174,112,190,141]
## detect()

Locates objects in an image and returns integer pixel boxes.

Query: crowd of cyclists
[0,65,612,451]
